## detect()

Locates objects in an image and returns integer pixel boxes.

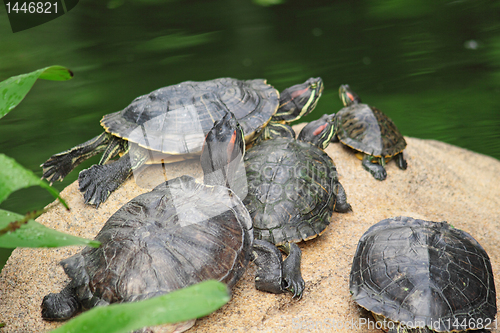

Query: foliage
[0,209,99,248]
[0,66,73,119]
[0,66,97,271]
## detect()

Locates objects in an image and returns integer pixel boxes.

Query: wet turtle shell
[350,216,497,332]
[243,126,349,246]
[334,101,406,158]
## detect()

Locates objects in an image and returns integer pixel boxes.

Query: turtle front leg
[41,284,81,321]
[41,132,111,184]
[279,242,305,299]
[361,154,387,181]
[78,145,150,207]
[252,240,304,298]
[395,152,407,170]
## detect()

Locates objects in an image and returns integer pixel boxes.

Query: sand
[1,129,499,333]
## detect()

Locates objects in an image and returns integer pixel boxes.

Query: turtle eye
[310,83,317,89]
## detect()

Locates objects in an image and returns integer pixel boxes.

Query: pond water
[1,0,499,214]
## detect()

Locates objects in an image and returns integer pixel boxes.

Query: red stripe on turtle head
[313,123,328,136]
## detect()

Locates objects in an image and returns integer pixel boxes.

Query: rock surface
[1,128,500,333]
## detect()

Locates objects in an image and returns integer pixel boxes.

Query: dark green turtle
[350,216,497,333]
[41,113,298,331]
[333,84,407,180]
[243,115,352,298]
[41,77,324,207]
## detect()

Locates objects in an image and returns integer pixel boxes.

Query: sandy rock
[1,129,499,333]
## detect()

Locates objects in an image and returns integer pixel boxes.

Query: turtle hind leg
[361,154,387,181]
[41,132,111,184]
[41,284,81,321]
[395,152,407,170]
[78,145,150,207]
[333,182,352,213]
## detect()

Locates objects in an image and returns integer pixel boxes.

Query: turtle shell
[101,78,278,156]
[61,175,253,306]
[350,216,497,332]
[334,104,406,158]
[243,138,340,246]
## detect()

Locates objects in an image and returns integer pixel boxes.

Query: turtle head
[201,112,245,189]
[339,84,361,107]
[273,77,324,123]
[254,122,296,144]
[297,114,335,150]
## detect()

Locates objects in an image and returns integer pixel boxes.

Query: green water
[1,0,499,214]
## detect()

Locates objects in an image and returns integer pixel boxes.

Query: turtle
[41,112,298,332]
[350,216,497,333]
[243,115,352,298]
[41,77,324,207]
[333,84,407,180]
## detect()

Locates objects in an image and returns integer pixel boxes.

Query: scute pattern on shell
[335,104,406,157]
[101,78,279,154]
[243,138,339,246]
[350,216,497,332]
[62,175,252,306]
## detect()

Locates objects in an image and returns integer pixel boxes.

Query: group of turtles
[39,77,496,332]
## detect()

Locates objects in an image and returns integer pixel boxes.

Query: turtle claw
[362,155,387,181]
[78,154,133,207]
[283,273,305,299]
[41,153,75,184]
[41,285,80,321]
[281,242,305,299]
[78,165,115,208]
[396,153,407,170]
[371,168,387,181]
[41,133,112,184]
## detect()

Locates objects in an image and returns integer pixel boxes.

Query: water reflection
[0,0,499,212]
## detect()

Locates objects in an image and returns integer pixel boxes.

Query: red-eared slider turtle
[41,113,297,331]
[333,84,407,180]
[243,116,352,298]
[41,77,324,207]
[350,216,497,333]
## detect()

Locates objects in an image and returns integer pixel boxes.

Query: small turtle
[41,113,296,331]
[350,216,497,333]
[41,77,324,207]
[243,116,352,298]
[333,84,407,180]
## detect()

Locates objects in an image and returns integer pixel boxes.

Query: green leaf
[0,209,100,248]
[38,66,74,81]
[50,280,230,333]
[0,154,68,209]
[0,248,14,273]
[0,65,73,119]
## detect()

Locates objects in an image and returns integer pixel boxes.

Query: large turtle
[41,113,296,332]
[41,77,324,207]
[333,84,407,180]
[243,115,352,298]
[350,216,497,333]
